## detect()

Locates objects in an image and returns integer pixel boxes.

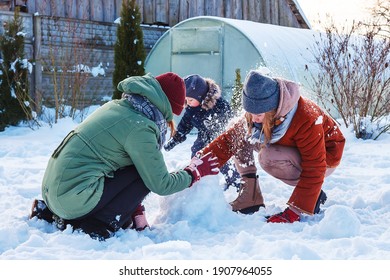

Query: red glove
[184,152,219,186]
[267,207,300,223]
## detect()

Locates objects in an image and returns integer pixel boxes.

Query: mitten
[267,207,300,223]
[184,152,219,185]
[164,132,186,151]
[164,138,179,151]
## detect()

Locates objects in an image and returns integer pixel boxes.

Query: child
[164,74,240,190]
[200,70,346,218]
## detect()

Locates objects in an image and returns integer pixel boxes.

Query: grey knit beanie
[242,70,280,114]
[184,74,209,102]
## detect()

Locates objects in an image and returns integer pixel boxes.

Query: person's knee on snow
[34,72,221,240]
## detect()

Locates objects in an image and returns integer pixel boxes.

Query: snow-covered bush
[0,8,34,131]
[309,19,390,140]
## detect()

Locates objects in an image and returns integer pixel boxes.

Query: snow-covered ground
[0,107,389,278]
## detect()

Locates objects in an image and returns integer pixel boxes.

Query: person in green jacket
[29,72,219,240]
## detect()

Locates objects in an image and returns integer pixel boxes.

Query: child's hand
[164,138,179,151]
[184,152,219,186]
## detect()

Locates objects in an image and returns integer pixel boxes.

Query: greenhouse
[145,16,320,100]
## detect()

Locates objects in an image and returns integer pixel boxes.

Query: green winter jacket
[42,74,192,219]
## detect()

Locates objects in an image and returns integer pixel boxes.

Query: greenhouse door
[170,26,223,85]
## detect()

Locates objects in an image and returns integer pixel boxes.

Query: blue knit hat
[184,74,209,102]
[242,70,280,114]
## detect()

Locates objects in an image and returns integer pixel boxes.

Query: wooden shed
[2,0,310,29]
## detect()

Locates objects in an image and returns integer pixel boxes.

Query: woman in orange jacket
[201,70,346,223]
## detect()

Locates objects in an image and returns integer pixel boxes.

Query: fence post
[32,14,42,114]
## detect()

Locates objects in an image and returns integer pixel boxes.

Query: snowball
[318,205,361,239]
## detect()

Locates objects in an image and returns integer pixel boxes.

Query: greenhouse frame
[145,16,320,100]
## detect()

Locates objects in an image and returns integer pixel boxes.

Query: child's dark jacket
[174,78,234,156]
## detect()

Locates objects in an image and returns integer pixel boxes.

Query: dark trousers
[73,166,150,231]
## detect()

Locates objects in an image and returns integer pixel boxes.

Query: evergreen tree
[0,8,32,131]
[230,68,243,115]
[112,0,146,99]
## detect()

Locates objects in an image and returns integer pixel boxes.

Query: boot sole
[314,190,327,214]
[29,199,39,219]
[236,204,265,215]
[29,199,55,223]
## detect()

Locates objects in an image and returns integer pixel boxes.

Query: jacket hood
[117,73,173,122]
[200,78,221,110]
[274,78,301,118]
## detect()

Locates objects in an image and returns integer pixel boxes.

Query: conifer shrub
[230,68,243,116]
[0,8,32,131]
[112,0,146,99]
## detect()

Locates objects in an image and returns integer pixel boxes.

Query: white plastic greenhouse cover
[215,16,319,82]
[145,16,321,94]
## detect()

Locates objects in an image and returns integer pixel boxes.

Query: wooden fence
[2,0,309,28]
[0,10,167,108]
[0,0,309,109]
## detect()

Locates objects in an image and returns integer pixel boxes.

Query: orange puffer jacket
[202,89,345,214]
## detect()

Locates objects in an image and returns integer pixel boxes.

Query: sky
[0,105,389,278]
[298,0,378,30]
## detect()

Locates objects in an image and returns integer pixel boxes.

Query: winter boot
[75,218,113,241]
[131,204,149,231]
[30,199,70,230]
[230,173,265,214]
[29,199,55,223]
[313,190,327,214]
